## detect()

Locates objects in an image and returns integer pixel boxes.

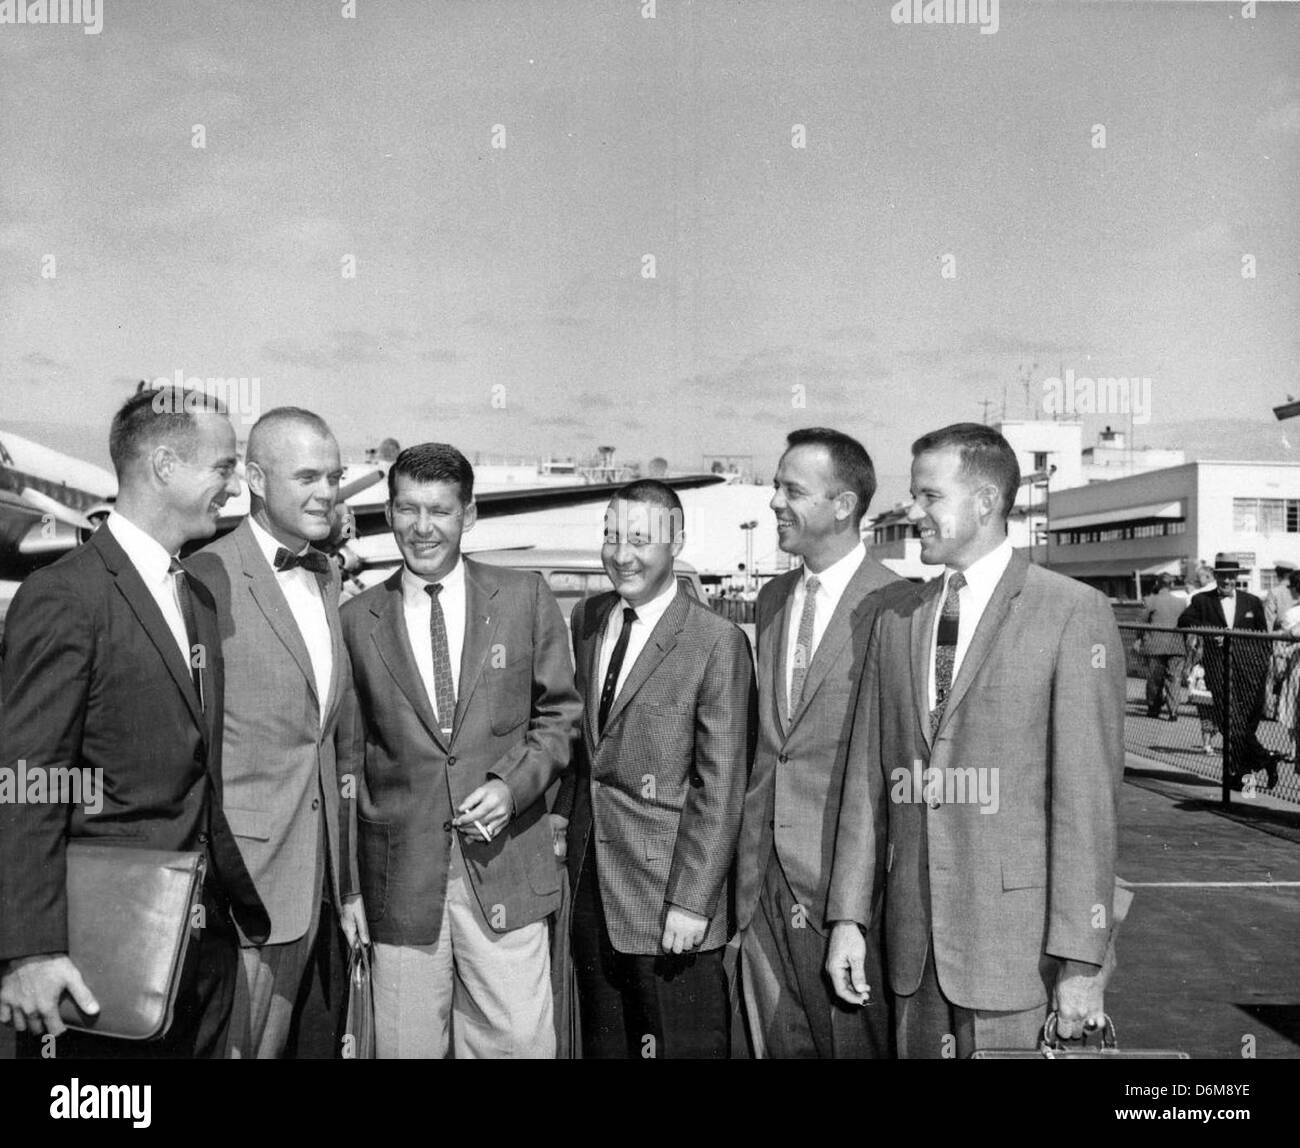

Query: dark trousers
[740,852,890,1059]
[571,846,729,1059]
[17,891,238,1060]
[1145,654,1184,718]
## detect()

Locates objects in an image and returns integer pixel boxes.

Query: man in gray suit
[557,481,755,1058]
[189,407,367,1058]
[735,427,913,1058]
[1143,574,1187,720]
[826,422,1124,1057]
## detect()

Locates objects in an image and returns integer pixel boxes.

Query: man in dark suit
[1143,574,1187,720]
[734,427,911,1058]
[826,422,1125,1057]
[556,481,755,1058]
[189,407,366,1058]
[1178,554,1275,788]
[339,443,581,1057]
[0,386,269,1057]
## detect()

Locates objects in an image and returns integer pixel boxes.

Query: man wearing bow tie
[189,407,366,1058]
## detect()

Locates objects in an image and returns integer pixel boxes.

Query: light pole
[740,520,758,596]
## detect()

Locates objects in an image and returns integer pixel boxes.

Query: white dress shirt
[402,557,467,718]
[927,538,1014,711]
[1220,592,1237,628]
[106,511,191,667]
[784,543,866,705]
[597,579,679,702]
[248,517,333,723]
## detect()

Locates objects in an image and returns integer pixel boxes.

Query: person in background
[1262,560,1299,721]
[1143,574,1187,722]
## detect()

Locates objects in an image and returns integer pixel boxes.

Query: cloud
[262,329,389,370]
[22,351,70,372]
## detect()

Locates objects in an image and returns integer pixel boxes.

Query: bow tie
[273,546,330,575]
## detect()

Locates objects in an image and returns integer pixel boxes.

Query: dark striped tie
[168,558,204,710]
[425,582,456,736]
[598,607,638,736]
[930,571,966,736]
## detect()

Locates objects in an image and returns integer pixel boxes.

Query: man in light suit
[0,386,268,1057]
[340,443,582,1058]
[1142,574,1187,720]
[556,481,755,1058]
[826,422,1125,1058]
[189,407,367,1058]
[735,427,912,1058]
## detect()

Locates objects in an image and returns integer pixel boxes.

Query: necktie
[789,575,821,718]
[169,558,204,710]
[930,571,967,736]
[598,607,638,736]
[424,583,457,736]
[274,546,331,574]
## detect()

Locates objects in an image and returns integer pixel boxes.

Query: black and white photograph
[0,0,1296,1127]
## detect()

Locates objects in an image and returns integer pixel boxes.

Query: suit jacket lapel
[237,523,322,714]
[911,576,943,750]
[938,551,1029,733]
[580,592,618,749]
[321,568,346,729]
[770,572,797,736]
[369,572,448,752]
[787,553,892,731]
[93,529,206,735]
[602,592,688,736]
[452,561,501,741]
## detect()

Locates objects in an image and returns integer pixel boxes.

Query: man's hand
[0,953,99,1038]
[549,814,568,860]
[825,921,872,1006]
[661,906,708,955]
[1053,958,1106,1040]
[452,779,513,842]
[338,894,370,948]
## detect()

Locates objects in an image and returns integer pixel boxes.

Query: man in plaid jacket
[555,480,756,1058]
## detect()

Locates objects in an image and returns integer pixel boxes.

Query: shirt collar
[947,537,1013,596]
[248,516,308,571]
[803,542,865,599]
[616,577,678,632]
[402,555,464,605]
[106,511,175,585]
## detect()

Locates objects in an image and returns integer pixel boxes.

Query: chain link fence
[1120,623,1300,805]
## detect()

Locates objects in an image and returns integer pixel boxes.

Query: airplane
[0,426,726,622]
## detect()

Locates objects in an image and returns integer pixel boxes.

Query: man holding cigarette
[339,443,581,1057]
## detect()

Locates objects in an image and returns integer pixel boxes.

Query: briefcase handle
[1042,1010,1118,1052]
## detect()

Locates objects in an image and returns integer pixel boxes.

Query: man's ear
[151,445,177,484]
[245,459,267,501]
[462,499,478,533]
[384,502,394,531]
[835,490,858,524]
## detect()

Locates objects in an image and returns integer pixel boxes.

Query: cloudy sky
[2,0,1297,508]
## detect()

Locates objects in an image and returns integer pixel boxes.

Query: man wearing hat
[1263,560,1299,721]
[1178,555,1276,788]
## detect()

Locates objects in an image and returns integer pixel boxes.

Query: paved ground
[3,749,1298,1060]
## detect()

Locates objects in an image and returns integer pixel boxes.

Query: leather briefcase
[58,842,206,1040]
[971,1012,1189,1059]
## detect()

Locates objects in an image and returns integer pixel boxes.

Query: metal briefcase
[971,1012,1190,1059]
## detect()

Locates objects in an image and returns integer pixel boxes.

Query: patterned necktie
[789,575,821,718]
[598,607,638,736]
[930,571,966,736]
[168,558,204,710]
[274,546,331,575]
[424,582,457,736]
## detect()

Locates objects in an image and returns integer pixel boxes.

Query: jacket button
[447,755,457,767]
[442,820,453,832]
[778,753,789,764]
[193,745,206,764]
[198,832,209,846]
[311,798,320,811]
[927,793,942,810]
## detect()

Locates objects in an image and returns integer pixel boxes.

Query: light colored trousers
[372,837,555,1058]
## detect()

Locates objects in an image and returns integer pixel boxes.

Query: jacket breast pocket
[224,807,273,842]
[489,656,532,735]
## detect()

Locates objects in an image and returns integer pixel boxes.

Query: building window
[1033,452,1048,472]
[1235,497,1300,535]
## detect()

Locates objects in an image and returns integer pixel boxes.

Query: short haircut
[783,428,877,525]
[108,386,228,479]
[911,422,1021,519]
[1288,571,1300,596]
[387,442,474,503]
[246,407,334,468]
[608,479,685,545]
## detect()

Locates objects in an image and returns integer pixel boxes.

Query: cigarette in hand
[474,819,493,842]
